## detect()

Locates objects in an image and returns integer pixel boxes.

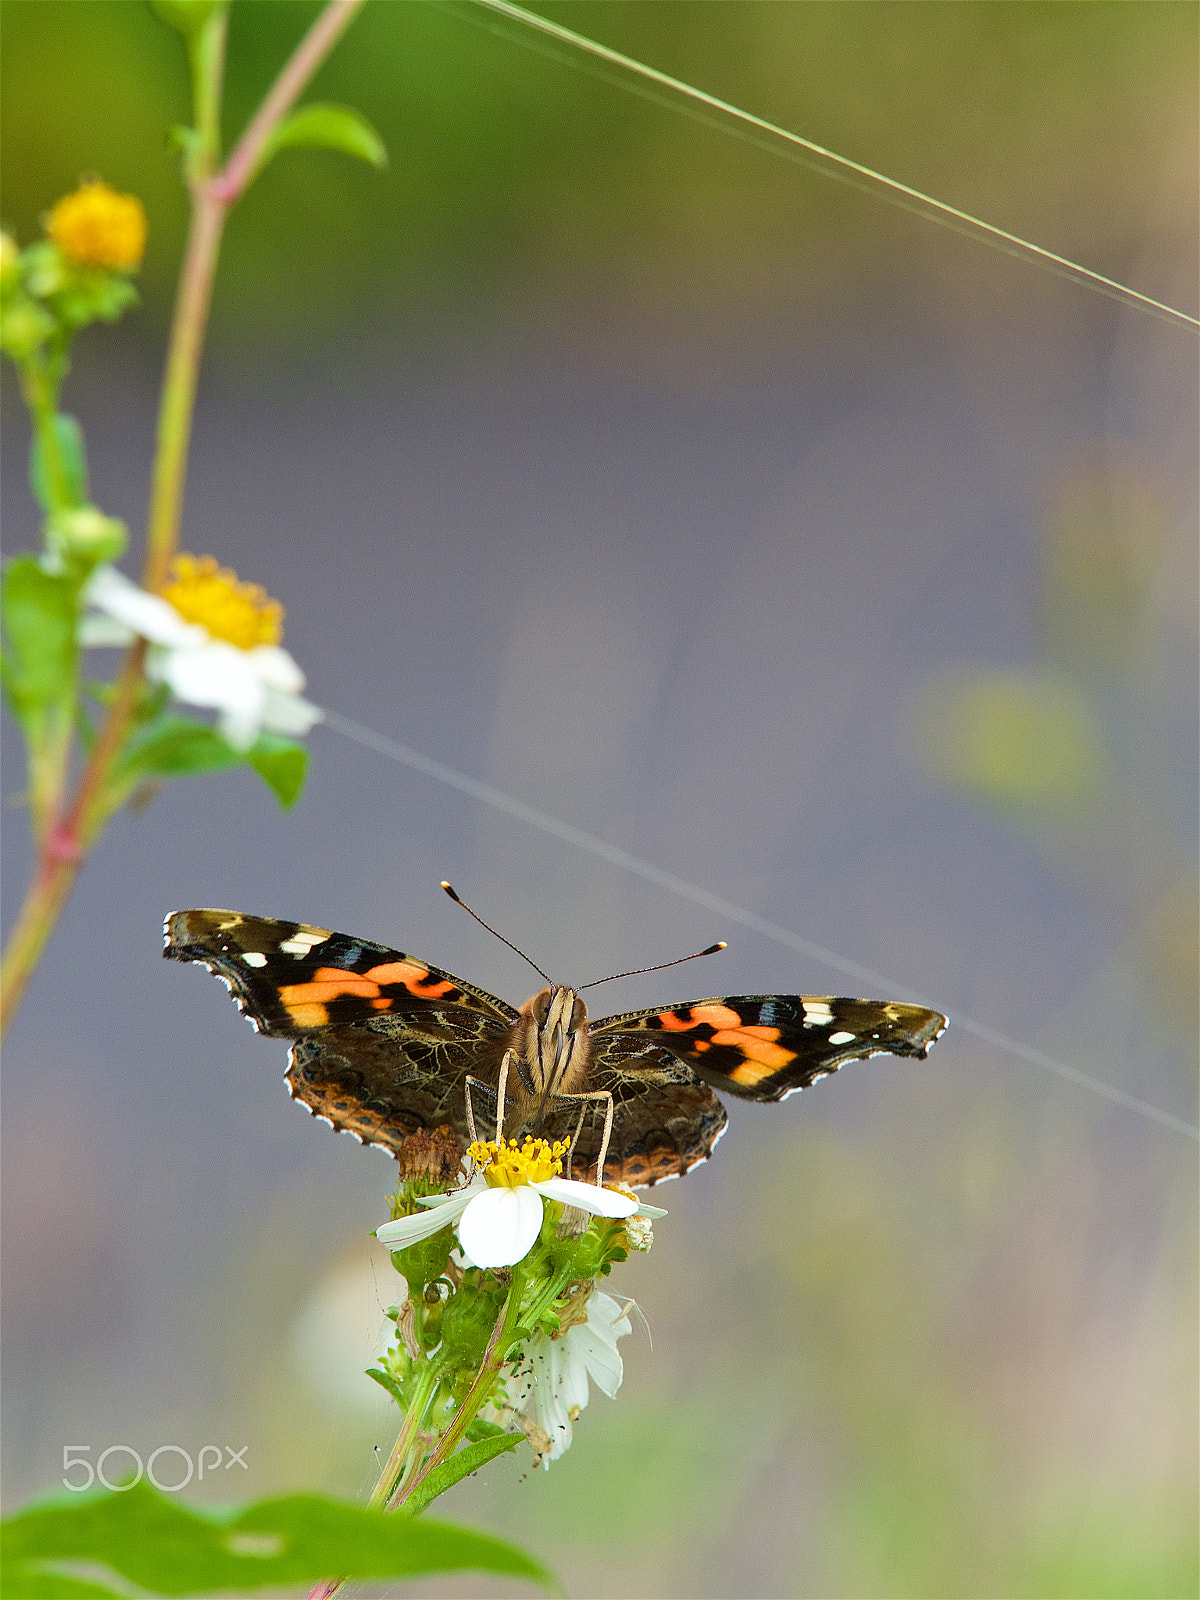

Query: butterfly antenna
[580,941,727,991]
[440,882,551,983]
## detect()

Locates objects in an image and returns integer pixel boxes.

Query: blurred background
[2,3,1196,1595]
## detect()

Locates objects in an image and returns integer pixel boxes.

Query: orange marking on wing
[728,1059,776,1086]
[371,995,392,1010]
[363,960,457,999]
[280,968,382,1007]
[709,1024,795,1069]
[284,1000,329,1027]
[363,961,424,985]
[657,1004,742,1033]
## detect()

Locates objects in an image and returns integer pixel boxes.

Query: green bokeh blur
[4,1,1194,345]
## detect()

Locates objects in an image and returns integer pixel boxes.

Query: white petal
[152,641,262,710]
[528,1341,574,1458]
[570,1324,624,1398]
[245,644,306,693]
[531,1178,637,1217]
[78,614,136,648]
[375,1190,473,1249]
[635,1200,668,1218]
[260,688,324,737]
[555,1339,593,1414]
[456,1186,544,1268]
[217,707,261,750]
[416,1176,486,1208]
[84,566,203,648]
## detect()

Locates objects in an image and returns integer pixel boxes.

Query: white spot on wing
[280,929,331,956]
[243,951,268,968]
[802,1001,835,1028]
[828,1030,855,1045]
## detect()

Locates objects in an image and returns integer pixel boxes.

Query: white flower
[505,1289,633,1466]
[80,563,322,751]
[376,1171,658,1271]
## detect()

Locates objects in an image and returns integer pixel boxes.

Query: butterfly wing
[164,910,516,1156]
[592,994,948,1102]
[534,1033,729,1189]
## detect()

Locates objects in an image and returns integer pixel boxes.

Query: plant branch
[0,0,366,1038]
[211,0,367,204]
[307,1270,526,1600]
[394,1267,527,1509]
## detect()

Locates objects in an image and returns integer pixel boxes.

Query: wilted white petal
[568,1292,630,1399]
[84,566,203,648]
[527,1341,573,1459]
[531,1177,637,1217]
[635,1200,668,1219]
[457,1186,544,1268]
[556,1339,592,1413]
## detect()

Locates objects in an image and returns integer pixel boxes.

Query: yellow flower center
[469,1136,568,1188]
[162,554,284,650]
[46,181,147,272]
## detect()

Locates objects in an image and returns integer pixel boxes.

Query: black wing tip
[162,908,240,960]
[917,1010,950,1058]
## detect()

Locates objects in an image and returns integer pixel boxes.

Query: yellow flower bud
[46,181,147,272]
[0,231,19,287]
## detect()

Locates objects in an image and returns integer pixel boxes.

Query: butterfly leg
[556,1089,615,1188]
[464,1075,483,1146]
[465,1056,512,1149]
[494,1049,513,1143]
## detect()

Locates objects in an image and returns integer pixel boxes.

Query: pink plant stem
[212,0,367,204]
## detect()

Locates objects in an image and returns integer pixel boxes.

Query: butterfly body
[165,909,947,1187]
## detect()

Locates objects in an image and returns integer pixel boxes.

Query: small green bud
[0,296,55,358]
[22,241,68,299]
[150,0,229,40]
[48,506,127,567]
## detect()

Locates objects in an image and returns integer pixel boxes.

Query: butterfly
[164,903,948,1188]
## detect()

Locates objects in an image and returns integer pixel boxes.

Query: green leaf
[0,1566,122,1598]
[403,1433,524,1515]
[113,716,240,784]
[258,103,387,175]
[30,414,89,512]
[245,733,308,810]
[366,1365,407,1407]
[1,556,77,726]
[1,1481,558,1595]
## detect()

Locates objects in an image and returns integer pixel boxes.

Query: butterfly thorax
[507,985,591,1117]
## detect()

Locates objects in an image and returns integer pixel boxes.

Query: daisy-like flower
[504,1289,633,1466]
[46,180,147,272]
[375,1136,665,1270]
[81,556,322,750]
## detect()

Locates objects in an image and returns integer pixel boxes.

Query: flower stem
[368,1364,440,1510]
[306,1267,529,1600]
[0,0,365,1039]
[141,186,226,593]
[395,1263,529,1509]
